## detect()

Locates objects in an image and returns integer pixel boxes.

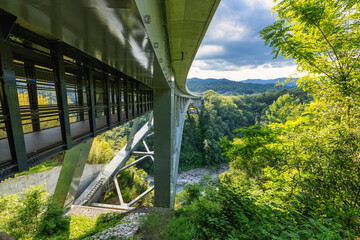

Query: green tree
[260,0,360,101]
[6,185,49,238]
[266,93,300,124]
[221,126,284,178]
[261,1,360,226]
[36,197,70,238]
[180,113,203,168]
[199,90,247,165]
[88,136,115,164]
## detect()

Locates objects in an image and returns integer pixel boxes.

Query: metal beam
[124,78,129,120]
[53,138,93,207]
[116,76,121,123]
[74,118,153,206]
[52,42,72,149]
[136,83,140,116]
[87,65,97,137]
[0,39,28,171]
[0,10,16,40]
[131,81,135,118]
[126,116,140,150]
[104,72,111,128]
[24,60,40,132]
[76,65,85,121]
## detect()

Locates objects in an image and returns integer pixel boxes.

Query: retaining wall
[0,164,104,196]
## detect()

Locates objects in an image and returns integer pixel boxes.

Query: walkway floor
[0,115,118,165]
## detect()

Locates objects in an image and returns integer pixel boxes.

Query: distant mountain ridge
[187,77,297,95]
[188,77,297,85]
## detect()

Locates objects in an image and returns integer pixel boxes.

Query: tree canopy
[260,0,360,99]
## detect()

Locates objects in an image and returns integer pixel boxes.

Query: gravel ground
[66,205,126,218]
[89,213,146,240]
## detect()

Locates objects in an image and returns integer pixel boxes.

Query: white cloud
[187,0,292,81]
[245,0,275,10]
[208,20,250,42]
[188,61,304,81]
[196,45,225,58]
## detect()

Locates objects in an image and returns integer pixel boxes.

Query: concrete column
[153,87,175,208]
[53,139,93,208]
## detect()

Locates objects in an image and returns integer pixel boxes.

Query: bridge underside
[0,0,219,208]
[0,22,153,180]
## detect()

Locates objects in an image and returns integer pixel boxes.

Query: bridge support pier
[153,88,202,208]
[153,88,175,208]
[53,139,93,208]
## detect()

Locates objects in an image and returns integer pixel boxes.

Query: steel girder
[74,117,154,206]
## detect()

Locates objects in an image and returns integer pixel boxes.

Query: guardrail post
[104,72,111,128]
[24,60,40,131]
[87,65,97,137]
[51,42,72,149]
[0,39,28,172]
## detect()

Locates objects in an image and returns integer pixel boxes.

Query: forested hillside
[187,77,295,95]
[179,88,310,169]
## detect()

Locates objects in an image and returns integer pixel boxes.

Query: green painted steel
[104,73,112,128]
[24,60,41,132]
[165,0,221,94]
[1,0,220,94]
[153,87,175,207]
[0,0,161,88]
[87,66,97,137]
[0,39,29,172]
[53,139,94,207]
[135,0,173,88]
[52,43,72,150]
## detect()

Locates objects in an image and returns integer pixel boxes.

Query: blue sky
[188,0,299,81]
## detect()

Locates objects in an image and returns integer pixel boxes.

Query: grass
[14,155,63,178]
[137,209,196,240]
[69,215,97,239]
[71,212,126,240]
[35,212,126,240]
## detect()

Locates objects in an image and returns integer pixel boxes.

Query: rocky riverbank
[146,163,229,187]
[177,163,229,186]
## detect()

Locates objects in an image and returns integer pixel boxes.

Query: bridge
[0,0,220,208]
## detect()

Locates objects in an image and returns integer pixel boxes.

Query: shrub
[6,184,48,238]
[36,197,70,238]
[138,210,195,240]
[179,180,351,239]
